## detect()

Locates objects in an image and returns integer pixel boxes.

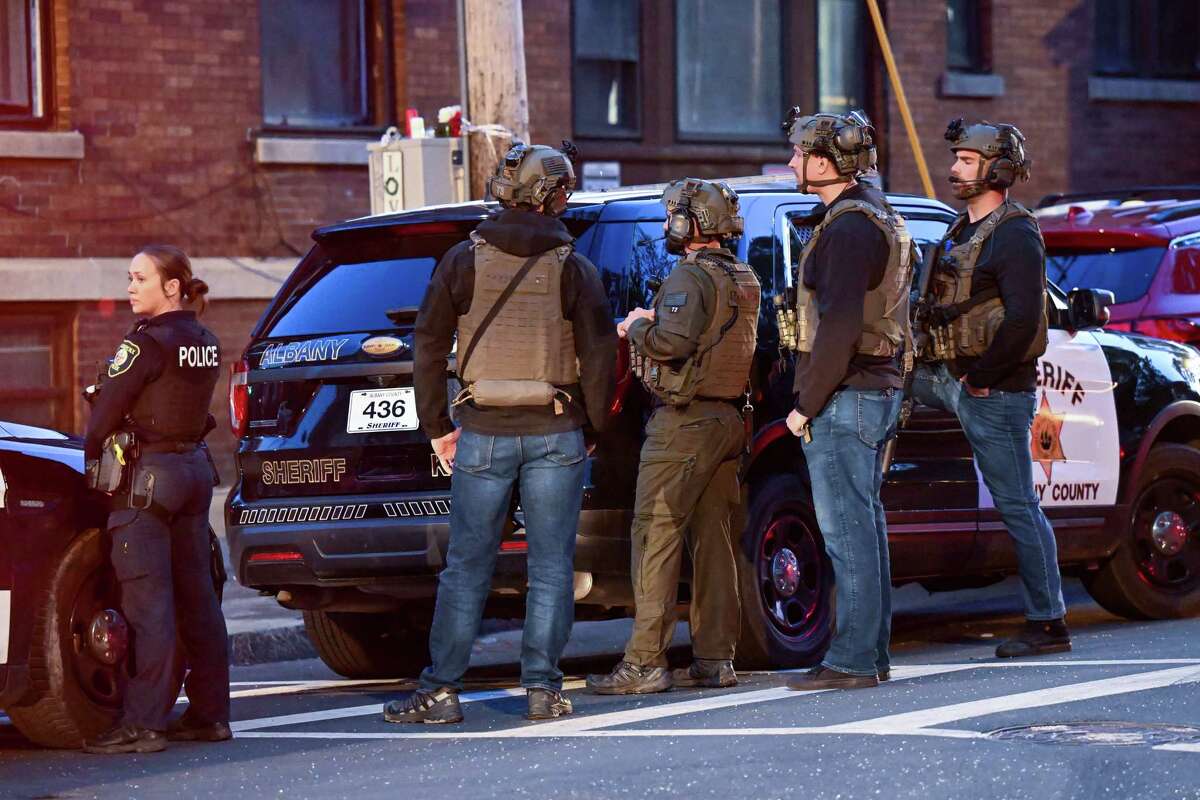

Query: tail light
[1130,317,1200,346]
[229,358,250,438]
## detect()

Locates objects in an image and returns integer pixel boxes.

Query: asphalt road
[3,581,1200,800]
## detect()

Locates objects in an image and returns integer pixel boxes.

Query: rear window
[267,257,436,337]
[1045,247,1165,304]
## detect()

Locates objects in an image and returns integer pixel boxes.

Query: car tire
[303,608,432,679]
[1084,444,1200,620]
[8,529,127,748]
[734,474,834,669]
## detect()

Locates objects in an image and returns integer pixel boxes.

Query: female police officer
[81,245,230,754]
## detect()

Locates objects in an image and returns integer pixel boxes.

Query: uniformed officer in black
[81,245,230,754]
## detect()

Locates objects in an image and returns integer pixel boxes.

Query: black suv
[227,177,1200,678]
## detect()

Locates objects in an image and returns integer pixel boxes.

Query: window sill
[254,136,372,166]
[939,71,1006,99]
[0,130,84,160]
[1088,77,1200,103]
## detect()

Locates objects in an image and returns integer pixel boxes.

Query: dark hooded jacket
[413,208,617,438]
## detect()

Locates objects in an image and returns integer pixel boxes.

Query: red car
[1036,186,1200,345]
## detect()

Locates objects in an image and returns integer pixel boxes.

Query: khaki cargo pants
[624,400,747,667]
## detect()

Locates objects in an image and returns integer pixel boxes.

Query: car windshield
[266,257,437,337]
[1045,247,1165,305]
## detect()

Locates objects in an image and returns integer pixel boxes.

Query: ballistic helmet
[783,107,877,177]
[945,118,1030,191]
[488,141,578,210]
[662,178,744,253]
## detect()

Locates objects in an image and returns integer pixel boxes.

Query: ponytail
[138,244,209,316]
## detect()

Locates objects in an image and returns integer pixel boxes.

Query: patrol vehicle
[0,420,224,748]
[226,177,1200,677]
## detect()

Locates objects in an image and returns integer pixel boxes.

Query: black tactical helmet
[945,118,1030,192]
[783,107,877,177]
[488,140,579,210]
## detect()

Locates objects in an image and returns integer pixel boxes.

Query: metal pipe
[864,0,936,199]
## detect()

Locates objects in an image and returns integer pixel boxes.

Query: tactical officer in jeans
[780,110,913,692]
[913,120,1069,658]
[587,179,760,695]
[82,246,230,754]
[386,142,616,723]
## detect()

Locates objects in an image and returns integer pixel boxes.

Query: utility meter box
[368,130,468,215]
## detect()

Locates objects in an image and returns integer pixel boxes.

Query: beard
[949,177,985,200]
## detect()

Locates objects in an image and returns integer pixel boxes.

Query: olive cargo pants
[624,401,747,667]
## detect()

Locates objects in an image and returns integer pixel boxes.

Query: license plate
[346,388,419,434]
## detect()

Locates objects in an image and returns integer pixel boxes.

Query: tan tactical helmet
[783,107,877,178]
[945,118,1030,191]
[487,141,578,210]
[661,178,744,252]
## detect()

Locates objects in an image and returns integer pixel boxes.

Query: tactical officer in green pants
[587,179,760,695]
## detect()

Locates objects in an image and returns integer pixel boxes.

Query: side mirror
[1066,288,1114,330]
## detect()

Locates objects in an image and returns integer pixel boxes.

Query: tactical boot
[878,669,891,682]
[83,724,167,754]
[166,712,232,742]
[995,619,1071,658]
[672,659,737,688]
[382,688,463,724]
[786,666,879,691]
[526,689,573,720]
[586,661,672,695]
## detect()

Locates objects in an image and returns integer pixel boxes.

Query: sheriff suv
[227,177,1200,678]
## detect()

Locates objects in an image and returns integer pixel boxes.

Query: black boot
[786,666,879,691]
[586,661,672,695]
[995,618,1071,658]
[672,659,737,688]
[382,688,463,724]
[526,688,573,720]
[166,712,233,742]
[83,724,167,754]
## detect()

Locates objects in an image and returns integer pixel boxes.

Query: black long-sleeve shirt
[792,183,901,418]
[413,209,618,438]
[955,212,1045,392]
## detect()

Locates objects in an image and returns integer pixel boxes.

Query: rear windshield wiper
[386,306,420,327]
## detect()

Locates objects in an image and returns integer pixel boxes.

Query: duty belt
[140,440,200,454]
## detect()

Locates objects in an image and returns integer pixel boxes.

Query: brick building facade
[1,0,1197,479]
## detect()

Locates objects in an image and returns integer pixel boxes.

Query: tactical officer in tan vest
[779,109,913,692]
[913,120,1069,658]
[385,142,616,723]
[587,178,760,695]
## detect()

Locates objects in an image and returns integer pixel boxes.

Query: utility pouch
[86,431,137,493]
[201,442,221,487]
[128,466,156,511]
[456,379,566,411]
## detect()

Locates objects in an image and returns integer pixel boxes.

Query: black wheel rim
[1131,476,1200,592]
[67,567,128,709]
[757,510,828,641]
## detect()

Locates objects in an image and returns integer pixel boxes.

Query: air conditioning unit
[368,129,468,215]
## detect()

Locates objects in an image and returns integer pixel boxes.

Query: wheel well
[744,434,808,502]
[1150,415,1200,451]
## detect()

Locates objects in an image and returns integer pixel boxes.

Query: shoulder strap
[456,251,543,377]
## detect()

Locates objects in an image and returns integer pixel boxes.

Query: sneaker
[166,712,232,742]
[786,666,879,691]
[526,689,573,720]
[672,659,737,688]
[995,618,1071,658]
[83,724,167,754]
[382,688,463,724]
[586,661,673,695]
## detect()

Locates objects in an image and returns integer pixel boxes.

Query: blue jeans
[912,363,1067,620]
[420,428,587,692]
[802,387,902,676]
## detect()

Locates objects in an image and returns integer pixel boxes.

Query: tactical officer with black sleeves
[912,120,1069,658]
[779,109,914,692]
[587,178,760,695]
[387,142,616,724]
[82,245,230,754]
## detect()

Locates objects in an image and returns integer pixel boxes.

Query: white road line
[232,679,586,732]
[826,664,1200,735]
[1156,743,1200,754]
[236,726,990,741]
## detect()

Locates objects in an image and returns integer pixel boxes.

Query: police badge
[108,339,141,378]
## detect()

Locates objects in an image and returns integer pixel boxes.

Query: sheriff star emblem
[1031,391,1067,481]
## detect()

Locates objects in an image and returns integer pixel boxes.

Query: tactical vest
[129,316,221,443]
[928,201,1048,362]
[637,250,761,406]
[794,199,914,360]
[456,233,579,404]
